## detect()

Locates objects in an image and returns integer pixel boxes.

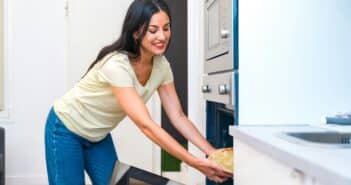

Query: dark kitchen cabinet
[161,0,188,171]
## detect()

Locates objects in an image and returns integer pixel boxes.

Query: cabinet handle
[221,30,230,39]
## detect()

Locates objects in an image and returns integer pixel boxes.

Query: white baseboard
[6,175,93,185]
[6,176,48,185]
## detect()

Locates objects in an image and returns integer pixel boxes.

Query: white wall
[65,0,134,88]
[239,0,351,125]
[0,0,66,184]
[0,0,161,184]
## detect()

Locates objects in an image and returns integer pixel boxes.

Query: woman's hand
[192,157,233,183]
[207,148,218,156]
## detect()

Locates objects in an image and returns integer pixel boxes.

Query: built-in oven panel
[202,71,236,106]
[204,52,233,74]
[204,0,233,73]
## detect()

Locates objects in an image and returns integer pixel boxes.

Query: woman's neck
[136,50,154,65]
[139,55,153,65]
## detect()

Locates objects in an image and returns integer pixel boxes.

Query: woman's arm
[112,86,197,165]
[112,86,231,182]
[157,82,217,156]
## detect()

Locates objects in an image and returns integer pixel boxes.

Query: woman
[45,0,232,184]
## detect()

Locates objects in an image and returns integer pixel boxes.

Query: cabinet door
[234,139,304,185]
[204,0,232,60]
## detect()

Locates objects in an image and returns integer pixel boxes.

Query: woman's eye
[149,29,157,34]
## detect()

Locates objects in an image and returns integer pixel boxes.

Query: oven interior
[206,101,234,185]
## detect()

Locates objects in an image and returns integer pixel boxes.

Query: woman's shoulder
[107,51,129,63]
[96,51,130,68]
[96,51,132,73]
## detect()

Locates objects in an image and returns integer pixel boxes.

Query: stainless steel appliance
[109,161,184,185]
[203,0,238,184]
[203,0,238,111]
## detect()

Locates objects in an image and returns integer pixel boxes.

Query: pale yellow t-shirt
[54,51,174,142]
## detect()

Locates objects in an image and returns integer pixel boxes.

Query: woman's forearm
[139,119,199,167]
[171,113,216,156]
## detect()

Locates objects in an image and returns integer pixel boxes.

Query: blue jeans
[45,108,118,185]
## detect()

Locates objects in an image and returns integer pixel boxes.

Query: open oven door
[109,161,184,185]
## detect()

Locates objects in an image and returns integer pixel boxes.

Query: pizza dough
[208,147,233,173]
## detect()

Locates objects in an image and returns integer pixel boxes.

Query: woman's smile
[153,42,166,49]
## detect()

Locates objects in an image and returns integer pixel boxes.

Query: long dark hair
[84,0,171,76]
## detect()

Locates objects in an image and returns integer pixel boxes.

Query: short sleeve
[97,58,134,87]
[161,57,174,85]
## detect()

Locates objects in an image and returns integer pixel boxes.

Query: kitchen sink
[280,131,351,148]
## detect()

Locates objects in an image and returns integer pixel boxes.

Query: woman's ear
[133,31,139,40]
[133,26,145,41]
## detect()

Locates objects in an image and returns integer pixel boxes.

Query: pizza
[208,147,233,173]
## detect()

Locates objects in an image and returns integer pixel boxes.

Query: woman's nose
[157,31,166,40]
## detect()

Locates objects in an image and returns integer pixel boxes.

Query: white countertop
[229,124,351,185]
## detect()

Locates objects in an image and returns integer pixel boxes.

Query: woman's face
[139,11,171,57]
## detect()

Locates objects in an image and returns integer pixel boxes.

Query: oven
[203,0,238,184]
[202,71,237,185]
